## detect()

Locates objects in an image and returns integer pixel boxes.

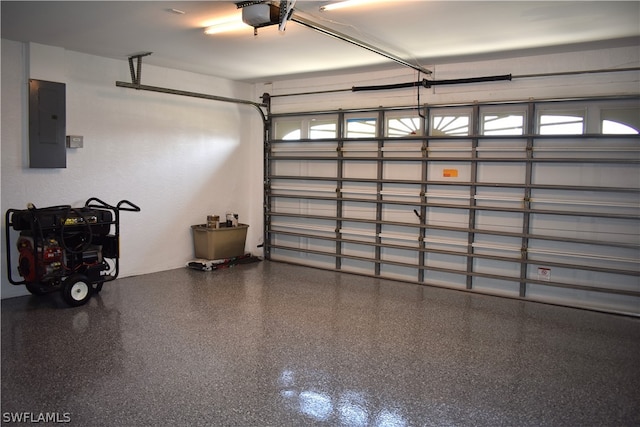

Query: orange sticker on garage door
[443,169,458,178]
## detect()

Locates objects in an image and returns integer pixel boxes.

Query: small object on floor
[187,253,261,271]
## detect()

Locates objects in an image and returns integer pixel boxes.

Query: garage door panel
[526,265,639,293]
[380,264,420,282]
[529,214,638,245]
[526,283,640,315]
[475,210,523,233]
[477,162,526,184]
[472,277,521,297]
[532,163,639,187]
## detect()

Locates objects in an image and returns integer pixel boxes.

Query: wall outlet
[66,135,83,148]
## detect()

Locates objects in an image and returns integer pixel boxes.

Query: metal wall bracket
[127,52,152,86]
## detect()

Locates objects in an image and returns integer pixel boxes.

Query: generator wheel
[62,274,92,307]
[92,282,104,293]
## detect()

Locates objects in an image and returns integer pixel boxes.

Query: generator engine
[17,236,63,283]
[5,198,139,307]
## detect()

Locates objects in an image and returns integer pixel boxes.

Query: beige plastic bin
[191,223,249,260]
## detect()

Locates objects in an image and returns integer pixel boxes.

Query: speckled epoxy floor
[2,260,639,426]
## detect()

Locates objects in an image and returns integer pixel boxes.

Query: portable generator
[5,197,140,306]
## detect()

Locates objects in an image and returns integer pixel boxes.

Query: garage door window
[430,114,470,136]
[601,107,639,134]
[481,113,525,135]
[538,110,585,134]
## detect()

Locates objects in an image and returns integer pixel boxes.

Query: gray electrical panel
[29,79,66,168]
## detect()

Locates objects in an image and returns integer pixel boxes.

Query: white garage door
[265,98,640,315]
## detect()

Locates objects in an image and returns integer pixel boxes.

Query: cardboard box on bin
[191,223,248,260]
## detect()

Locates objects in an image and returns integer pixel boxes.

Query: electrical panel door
[29,79,66,168]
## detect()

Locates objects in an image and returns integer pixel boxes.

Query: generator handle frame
[84,198,141,281]
[84,197,141,212]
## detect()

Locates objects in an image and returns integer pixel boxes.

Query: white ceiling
[2,1,639,83]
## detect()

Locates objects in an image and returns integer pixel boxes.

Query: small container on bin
[191,223,249,260]
[207,215,220,228]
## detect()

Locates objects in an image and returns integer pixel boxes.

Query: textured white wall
[1,40,264,299]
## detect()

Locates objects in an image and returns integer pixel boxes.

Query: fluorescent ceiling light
[320,0,384,12]
[203,14,249,35]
